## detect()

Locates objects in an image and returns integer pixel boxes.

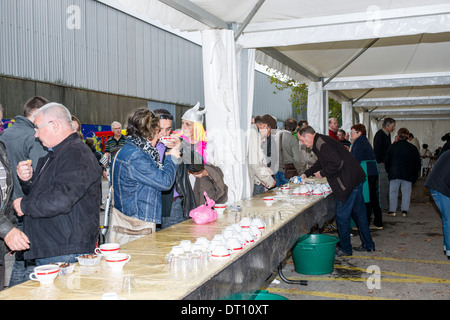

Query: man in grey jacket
[0,105,30,290]
[0,96,49,286]
[275,118,302,186]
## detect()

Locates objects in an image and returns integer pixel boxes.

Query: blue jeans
[253,183,267,196]
[430,189,450,257]
[161,197,184,229]
[274,171,290,187]
[336,183,375,254]
[389,179,412,212]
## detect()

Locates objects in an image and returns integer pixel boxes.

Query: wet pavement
[261,177,450,300]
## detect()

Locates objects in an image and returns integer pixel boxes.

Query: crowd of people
[0,97,449,290]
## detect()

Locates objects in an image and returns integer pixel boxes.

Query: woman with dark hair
[350,124,383,229]
[109,108,180,243]
[385,128,421,217]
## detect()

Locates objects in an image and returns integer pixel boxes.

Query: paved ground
[260,177,450,300]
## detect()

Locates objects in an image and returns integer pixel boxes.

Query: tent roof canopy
[100,0,450,121]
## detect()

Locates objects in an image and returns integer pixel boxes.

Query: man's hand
[4,227,30,252]
[313,171,323,179]
[192,169,209,179]
[13,198,24,217]
[17,160,33,181]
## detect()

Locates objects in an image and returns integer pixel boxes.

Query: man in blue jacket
[13,103,101,281]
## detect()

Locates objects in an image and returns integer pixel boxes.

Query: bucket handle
[297,245,315,250]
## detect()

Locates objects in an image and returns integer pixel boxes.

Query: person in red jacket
[328,118,339,140]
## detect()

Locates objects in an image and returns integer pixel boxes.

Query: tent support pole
[324,38,379,86]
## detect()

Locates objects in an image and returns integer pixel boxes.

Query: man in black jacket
[373,117,396,213]
[385,128,421,217]
[299,126,375,257]
[13,103,101,280]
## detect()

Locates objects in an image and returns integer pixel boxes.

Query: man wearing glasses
[12,103,102,283]
[104,121,127,163]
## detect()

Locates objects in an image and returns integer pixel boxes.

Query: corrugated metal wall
[253,70,305,125]
[0,0,296,124]
[0,0,204,107]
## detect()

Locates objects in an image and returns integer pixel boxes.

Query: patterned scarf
[130,136,164,170]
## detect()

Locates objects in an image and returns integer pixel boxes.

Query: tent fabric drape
[202,29,254,202]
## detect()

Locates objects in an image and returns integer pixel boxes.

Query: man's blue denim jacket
[112,139,177,224]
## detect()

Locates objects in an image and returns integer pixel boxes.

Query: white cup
[250,225,262,240]
[222,228,236,239]
[95,243,120,256]
[170,245,185,256]
[312,187,323,196]
[213,234,226,244]
[179,240,192,252]
[105,253,131,272]
[239,217,252,229]
[209,239,225,253]
[214,204,226,214]
[211,244,231,259]
[160,136,174,146]
[235,233,246,247]
[194,237,210,250]
[226,237,243,253]
[251,217,266,231]
[280,186,290,193]
[29,265,60,284]
[240,230,255,245]
[299,186,309,196]
[231,224,242,233]
[263,197,275,206]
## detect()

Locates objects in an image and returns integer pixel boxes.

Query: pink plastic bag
[189,191,217,225]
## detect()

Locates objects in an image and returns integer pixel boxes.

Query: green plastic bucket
[292,234,339,275]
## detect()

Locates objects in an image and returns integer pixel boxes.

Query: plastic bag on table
[189,191,217,225]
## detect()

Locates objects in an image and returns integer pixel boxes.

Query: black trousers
[365,175,383,227]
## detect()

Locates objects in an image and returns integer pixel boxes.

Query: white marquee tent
[99,0,450,202]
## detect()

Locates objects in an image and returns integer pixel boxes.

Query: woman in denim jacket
[112,108,180,226]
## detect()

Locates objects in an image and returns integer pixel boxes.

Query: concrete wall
[0,75,150,126]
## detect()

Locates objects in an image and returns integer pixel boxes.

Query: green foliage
[267,67,342,124]
[267,69,308,114]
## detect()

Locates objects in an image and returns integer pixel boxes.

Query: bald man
[12,103,102,284]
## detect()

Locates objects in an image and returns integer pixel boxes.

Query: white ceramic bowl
[105,253,131,272]
[77,254,101,266]
[56,262,75,276]
[214,204,226,214]
[251,218,266,230]
[226,238,243,252]
[240,230,255,245]
[263,197,274,206]
[210,244,231,259]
